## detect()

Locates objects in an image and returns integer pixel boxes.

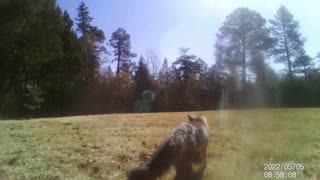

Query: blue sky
[57,0,320,69]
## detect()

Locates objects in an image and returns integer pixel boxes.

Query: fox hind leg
[174,161,194,180]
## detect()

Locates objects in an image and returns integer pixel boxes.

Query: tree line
[0,0,319,118]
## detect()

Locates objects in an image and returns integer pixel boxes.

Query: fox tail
[127,140,178,180]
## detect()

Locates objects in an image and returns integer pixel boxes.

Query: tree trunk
[282,20,293,81]
[116,46,121,75]
[303,64,307,80]
[0,79,15,118]
[241,36,247,106]
[241,55,246,88]
[241,35,247,88]
[284,38,292,80]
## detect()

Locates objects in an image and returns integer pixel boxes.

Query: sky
[57,0,320,70]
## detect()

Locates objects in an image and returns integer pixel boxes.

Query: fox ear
[187,114,196,122]
[199,115,208,128]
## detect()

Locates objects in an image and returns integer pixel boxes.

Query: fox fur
[127,114,209,180]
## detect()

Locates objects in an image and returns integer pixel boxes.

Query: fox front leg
[192,146,207,180]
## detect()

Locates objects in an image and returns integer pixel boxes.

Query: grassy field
[0,109,320,180]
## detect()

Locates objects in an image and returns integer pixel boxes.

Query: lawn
[0,109,319,179]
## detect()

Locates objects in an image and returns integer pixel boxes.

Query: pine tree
[155,58,172,111]
[158,58,171,89]
[172,48,200,83]
[133,56,154,112]
[215,7,273,107]
[134,56,153,98]
[293,52,313,80]
[75,2,93,37]
[0,0,84,117]
[215,7,273,90]
[170,48,203,110]
[269,5,305,80]
[109,28,137,75]
[75,2,105,83]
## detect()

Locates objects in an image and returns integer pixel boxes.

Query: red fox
[127,114,209,180]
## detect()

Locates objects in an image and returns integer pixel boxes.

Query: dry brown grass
[76,112,225,179]
[1,109,320,179]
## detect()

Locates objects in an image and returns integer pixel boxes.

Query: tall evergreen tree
[172,48,200,83]
[215,7,273,106]
[158,58,172,89]
[293,52,313,80]
[109,28,137,75]
[75,2,105,83]
[269,5,305,80]
[170,48,203,110]
[42,10,85,115]
[75,2,93,37]
[0,0,87,117]
[156,58,172,111]
[216,7,273,87]
[134,56,153,98]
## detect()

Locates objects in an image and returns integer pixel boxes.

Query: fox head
[187,114,208,128]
